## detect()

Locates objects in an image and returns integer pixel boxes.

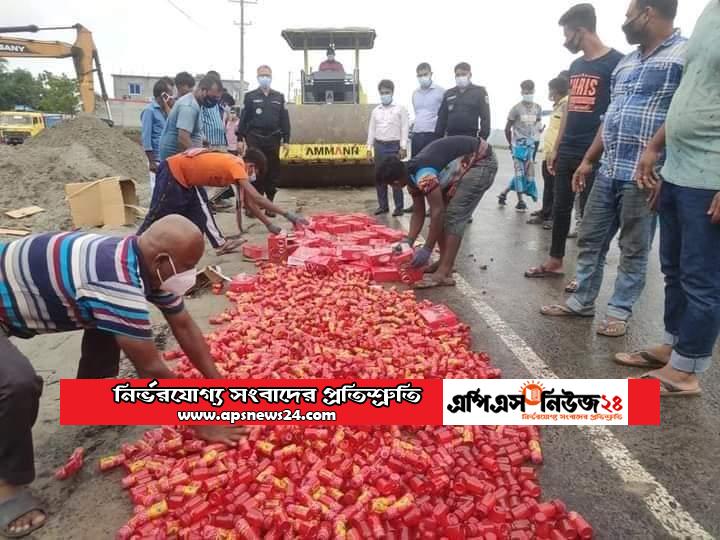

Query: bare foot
[424,261,440,274]
[0,482,46,537]
[541,257,563,273]
[193,425,248,445]
[645,344,672,364]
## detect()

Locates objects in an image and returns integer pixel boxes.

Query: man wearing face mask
[540,0,686,338]
[319,47,345,73]
[0,215,247,537]
[159,75,223,161]
[525,4,623,279]
[412,63,444,159]
[200,71,229,152]
[435,62,491,141]
[367,79,410,216]
[237,65,291,217]
[138,149,309,251]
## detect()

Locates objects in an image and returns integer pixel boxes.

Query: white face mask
[522,94,535,103]
[157,255,196,296]
[418,75,432,89]
[455,75,470,88]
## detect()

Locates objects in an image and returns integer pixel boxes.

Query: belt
[374,140,400,145]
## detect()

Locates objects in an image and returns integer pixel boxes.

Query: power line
[166,0,208,31]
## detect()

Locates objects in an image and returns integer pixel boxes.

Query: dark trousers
[411,132,439,158]
[138,163,225,249]
[550,156,596,259]
[541,160,555,221]
[374,140,404,211]
[660,182,720,374]
[246,132,281,201]
[0,328,116,485]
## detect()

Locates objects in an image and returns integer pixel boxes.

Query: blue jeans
[374,140,404,211]
[659,181,720,374]
[566,175,656,321]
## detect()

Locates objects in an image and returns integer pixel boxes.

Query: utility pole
[229,0,257,102]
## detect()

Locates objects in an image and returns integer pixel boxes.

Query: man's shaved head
[138,215,204,288]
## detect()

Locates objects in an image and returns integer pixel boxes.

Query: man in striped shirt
[0,215,242,537]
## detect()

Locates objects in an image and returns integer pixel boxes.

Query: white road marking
[398,216,712,539]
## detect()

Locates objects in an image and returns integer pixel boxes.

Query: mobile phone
[161,92,171,103]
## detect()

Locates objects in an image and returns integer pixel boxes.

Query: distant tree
[0,59,7,73]
[0,68,43,110]
[38,71,80,114]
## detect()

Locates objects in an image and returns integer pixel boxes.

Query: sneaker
[516,201,528,212]
[374,208,389,215]
[392,208,403,217]
[543,220,553,230]
[498,194,507,207]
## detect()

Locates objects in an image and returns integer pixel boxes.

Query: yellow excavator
[279,27,376,187]
[0,24,113,122]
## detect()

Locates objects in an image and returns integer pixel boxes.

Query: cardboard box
[65,177,139,228]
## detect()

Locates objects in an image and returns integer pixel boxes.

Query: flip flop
[413,276,457,290]
[216,238,247,255]
[525,265,564,278]
[565,279,579,293]
[614,351,667,368]
[638,373,702,397]
[597,319,627,338]
[540,304,591,317]
[0,490,47,538]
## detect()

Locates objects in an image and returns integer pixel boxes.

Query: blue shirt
[601,31,687,182]
[0,233,183,340]
[140,100,167,161]
[159,93,203,161]
[412,83,445,133]
[200,104,227,147]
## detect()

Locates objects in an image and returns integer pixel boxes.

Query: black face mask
[622,10,649,45]
[564,31,582,54]
[203,95,220,108]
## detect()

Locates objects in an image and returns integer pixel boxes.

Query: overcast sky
[2,0,709,127]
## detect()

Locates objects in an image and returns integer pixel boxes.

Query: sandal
[597,319,627,337]
[0,490,47,538]
[638,373,702,397]
[540,304,590,317]
[614,351,667,369]
[565,279,579,293]
[413,276,457,290]
[524,265,564,278]
[215,238,246,255]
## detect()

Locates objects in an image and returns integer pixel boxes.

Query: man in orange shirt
[138,148,308,254]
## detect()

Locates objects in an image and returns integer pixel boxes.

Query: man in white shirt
[367,79,409,216]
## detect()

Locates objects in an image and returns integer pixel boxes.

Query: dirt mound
[0,115,149,233]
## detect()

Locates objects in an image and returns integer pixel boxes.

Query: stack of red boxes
[263,214,424,285]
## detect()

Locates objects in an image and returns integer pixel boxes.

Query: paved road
[401,149,720,539]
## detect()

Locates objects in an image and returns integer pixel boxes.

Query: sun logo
[519,381,546,406]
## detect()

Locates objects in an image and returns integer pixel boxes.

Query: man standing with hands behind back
[237,65,291,217]
[435,62,491,140]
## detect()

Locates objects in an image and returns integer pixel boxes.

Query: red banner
[60,379,444,426]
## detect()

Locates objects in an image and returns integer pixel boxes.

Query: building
[111,74,248,101]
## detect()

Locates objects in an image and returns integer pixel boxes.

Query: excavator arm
[0,24,112,121]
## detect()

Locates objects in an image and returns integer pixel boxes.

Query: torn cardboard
[5,206,45,219]
[64,177,139,228]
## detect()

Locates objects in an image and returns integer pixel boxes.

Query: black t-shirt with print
[559,49,624,159]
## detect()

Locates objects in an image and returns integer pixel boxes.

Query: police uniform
[237,87,291,201]
[435,84,491,140]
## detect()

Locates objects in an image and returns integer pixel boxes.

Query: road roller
[278,27,377,188]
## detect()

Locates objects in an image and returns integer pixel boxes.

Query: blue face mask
[380,94,393,106]
[258,76,272,89]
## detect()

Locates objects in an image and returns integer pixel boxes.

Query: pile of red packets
[242,213,424,285]
[104,265,593,539]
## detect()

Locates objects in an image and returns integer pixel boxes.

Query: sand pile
[0,115,149,233]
